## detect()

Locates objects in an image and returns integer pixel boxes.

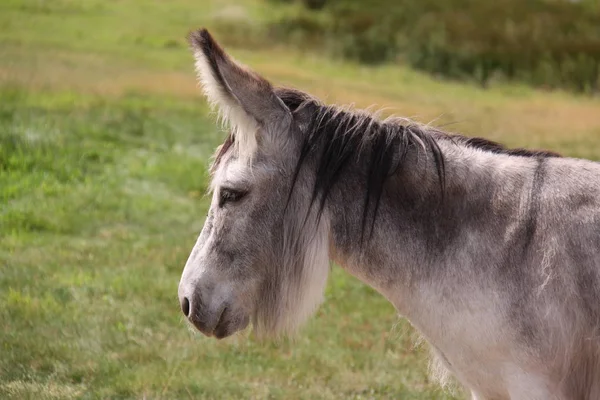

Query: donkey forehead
[212,155,253,187]
[211,151,284,194]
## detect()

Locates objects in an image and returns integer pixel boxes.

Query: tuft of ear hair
[187,29,291,162]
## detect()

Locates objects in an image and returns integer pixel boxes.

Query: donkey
[177,29,600,399]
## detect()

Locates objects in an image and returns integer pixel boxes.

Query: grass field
[1,1,600,399]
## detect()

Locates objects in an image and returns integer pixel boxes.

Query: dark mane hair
[280,89,445,242]
[435,133,562,159]
[277,88,560,242]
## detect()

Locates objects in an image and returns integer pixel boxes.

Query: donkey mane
[437,133,562,159]
[281,89,445,243]
[277,88,560,241]
[277,87,561,158]
[212,87,561,240]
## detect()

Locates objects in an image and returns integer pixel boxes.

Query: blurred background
[1,0,599,399]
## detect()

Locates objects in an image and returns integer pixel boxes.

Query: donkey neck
[325,138,541,315]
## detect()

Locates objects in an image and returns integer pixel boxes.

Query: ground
[1,1,599,399]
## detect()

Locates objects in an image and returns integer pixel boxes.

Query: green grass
[1,1,600,399]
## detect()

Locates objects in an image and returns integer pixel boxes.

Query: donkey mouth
[214,309,251,339]
[189,306,249,339]
[213,306,230,339]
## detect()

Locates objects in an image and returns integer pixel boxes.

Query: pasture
[1,1,600,399]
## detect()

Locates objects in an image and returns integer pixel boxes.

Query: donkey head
[178,29,330,339]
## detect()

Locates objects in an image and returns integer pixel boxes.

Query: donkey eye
[219,188,247,207]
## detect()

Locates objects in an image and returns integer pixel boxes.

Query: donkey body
[178,29,600,399]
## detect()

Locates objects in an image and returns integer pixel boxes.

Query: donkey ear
[188,29,292,154]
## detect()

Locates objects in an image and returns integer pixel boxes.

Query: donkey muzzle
[179,284,249,339]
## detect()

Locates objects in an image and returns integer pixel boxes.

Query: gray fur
[178,29,600,399]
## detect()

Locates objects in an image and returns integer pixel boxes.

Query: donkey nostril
[181,297,190,317]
